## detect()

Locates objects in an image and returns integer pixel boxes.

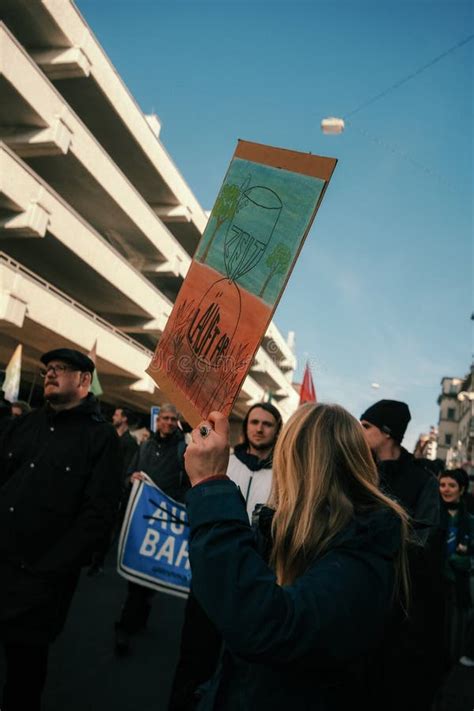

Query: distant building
[451,366,474,473]
[436,369,474,474]
[0,0,299,424]
[437,377,464,463]
[413,426,438,461]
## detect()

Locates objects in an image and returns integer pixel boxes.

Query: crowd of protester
[0,347,473,710]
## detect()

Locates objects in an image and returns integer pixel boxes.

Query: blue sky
[77,0,472,449]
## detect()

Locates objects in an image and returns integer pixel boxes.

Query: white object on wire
[321,117,345,134]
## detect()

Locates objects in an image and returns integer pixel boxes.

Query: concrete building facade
[436,370,474,474]
[413,426,438,461]
[449,367,474,473]
[0,0,299,425]
[437,377,463,463]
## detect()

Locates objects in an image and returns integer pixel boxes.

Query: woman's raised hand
[184,411,230,486]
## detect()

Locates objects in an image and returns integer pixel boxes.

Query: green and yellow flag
[2,344,22,403]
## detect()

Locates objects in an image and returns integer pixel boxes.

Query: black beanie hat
[360,399,411,443]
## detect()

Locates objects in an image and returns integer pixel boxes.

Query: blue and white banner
[117,474,191,598]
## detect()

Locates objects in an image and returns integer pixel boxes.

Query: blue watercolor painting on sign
[195,157,325,305]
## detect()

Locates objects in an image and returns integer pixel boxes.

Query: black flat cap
[40,348,95,374]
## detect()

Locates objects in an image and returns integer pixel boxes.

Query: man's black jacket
[378,447,440,543]
[127,428,188,502]
[373,447,445,707]
[119,429,139,482]
[0,394,121,575]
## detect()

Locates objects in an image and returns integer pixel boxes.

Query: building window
[447,408,455,420]
[445,434,452,446]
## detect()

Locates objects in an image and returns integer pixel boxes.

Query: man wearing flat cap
[360,399,444,711]
[0,347,120,711]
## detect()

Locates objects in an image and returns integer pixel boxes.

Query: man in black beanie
[360,399,440,539]
[360,398,410,455]
[360,399,444,710]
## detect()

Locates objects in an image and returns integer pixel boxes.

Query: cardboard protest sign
[147,140,337,426]
[117,474,190,598]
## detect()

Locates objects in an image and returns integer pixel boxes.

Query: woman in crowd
[439,468,474,666]
[182,403,411,710]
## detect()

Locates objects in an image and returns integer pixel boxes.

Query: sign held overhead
[147,140,337,426]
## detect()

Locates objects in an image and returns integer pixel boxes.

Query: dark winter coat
[440,501,473,609]
[378,449,443,607]
[119,429,139,483]
[374,449,445,708]
[378,448,440,544]
[186,479,402,711]
[0,394,121,643]
[127,428,188,502]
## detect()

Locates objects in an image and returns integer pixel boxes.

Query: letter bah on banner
[117,474,190,598]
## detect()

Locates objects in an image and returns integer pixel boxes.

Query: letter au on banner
[117,474,191,598]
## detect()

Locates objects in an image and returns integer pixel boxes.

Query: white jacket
[226,452,273,522]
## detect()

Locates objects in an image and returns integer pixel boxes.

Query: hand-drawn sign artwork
[147,140,337,426]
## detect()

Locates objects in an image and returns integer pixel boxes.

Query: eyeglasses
[39,364,79,378]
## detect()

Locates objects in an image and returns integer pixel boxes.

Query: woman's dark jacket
[186,479,402,711]
[440,500,473,609]
[0,395,121,642]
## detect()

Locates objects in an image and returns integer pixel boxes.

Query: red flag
[299,362,317,405]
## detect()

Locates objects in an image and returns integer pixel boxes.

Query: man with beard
[360,399,444,711]
[0,348,120,711]
[168,402,282,711]
[226,402,282,519]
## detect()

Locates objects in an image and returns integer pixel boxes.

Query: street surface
[0,548,473,710]
[0,546,186,711]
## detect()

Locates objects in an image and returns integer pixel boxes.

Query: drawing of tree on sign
[258,243,292,299]
[201,183,243,262]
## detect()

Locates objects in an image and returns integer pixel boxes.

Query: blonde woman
[184,404,410,710]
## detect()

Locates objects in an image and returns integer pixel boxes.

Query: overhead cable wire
[335,34,473,189]
[346,121,457,191]
[344,34,473,120]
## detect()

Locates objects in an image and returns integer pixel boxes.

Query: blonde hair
[270,403,410,604]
